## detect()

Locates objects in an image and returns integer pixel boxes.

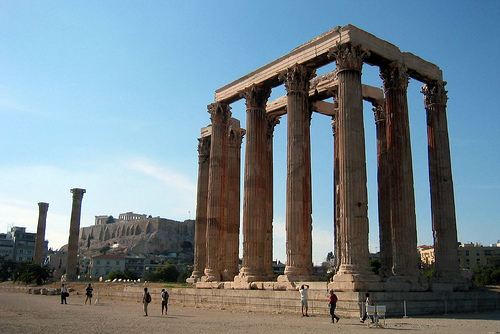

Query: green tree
[370,258,381,275]
[99,246,111,254]
[107,270,125,280]
[0,255,17,281]
[326,251,334,262]
[13,261,53,285]
[154,264,179,282]
[106,216,115,224]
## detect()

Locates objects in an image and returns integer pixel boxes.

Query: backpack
[162,290,169,301]
[145,292,152,303]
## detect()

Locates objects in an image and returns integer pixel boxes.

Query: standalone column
[265,114,280,279]
[34,202,49,265]
[203,102,231,282]
[373,99,393,279]
[329,44,381,291]
[279,64,315,281]
[224,121,245,281]
[187,135,211,283]
[238,84,271,282]
[331,94,341,273]
[422,82,466,291]
[381,62,425,290]
[66,188,85,281]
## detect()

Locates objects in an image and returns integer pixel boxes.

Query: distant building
[90,254,145,279]
[0,226,47,262]
[419,242,500,276]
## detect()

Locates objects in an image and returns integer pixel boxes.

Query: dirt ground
[1,288,499,334]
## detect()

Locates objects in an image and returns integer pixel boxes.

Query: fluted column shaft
[34,202,49,265]
[330,44,371,275]
[380,62,419,277]
[224,125,245,280]
[373,99,392,279]
[188,136,211,282]
[265,115,280,278]
[282,64,315,279]
[239,85,271,281]
[67,188,85,281]
[332,95,341,273]
[422,82,460,278]
[204,102,231,282]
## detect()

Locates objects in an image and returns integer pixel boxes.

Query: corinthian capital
[380,61,409,91]
[280,64,316,93]
[207,102,231,124]
[421,81,448,108]
[198,136,211,157]
[228,126,246,148]
[372,99,386,124]
[241,84,272,110]
[328,43,369,72]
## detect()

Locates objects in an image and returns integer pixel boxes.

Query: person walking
[360,292,374,323]
[60,283,68,304]
[142,287,151,316]
[161,289,169,315]
[299,284,310,317]
[84,283,93,305]
[328,289,340,323]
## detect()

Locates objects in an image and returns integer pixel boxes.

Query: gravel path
[1,290,499,333]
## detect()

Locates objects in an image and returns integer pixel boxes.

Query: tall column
[279,64,315,281]
[373,99,393,279]
[66,188,85,281]
[422,82,466,291]
[380,62,425,290]
[329,44,381,291]
[265,114,280,279]
[34,202,49,265]
[224,121,245,281]
[187,135,211,283]
[331,92,341,273]
[237,84,271,282]
[203,102,231,282]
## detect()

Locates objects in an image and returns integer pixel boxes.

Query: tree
[154,264,179,282]
[0,255,16,281]
[326,251,334,262]
[99,246,111,254]
[106,216,115,224]
[370,258,381,275]
[13,261,53,285]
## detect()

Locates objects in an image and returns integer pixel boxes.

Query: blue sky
[1,1,499,265]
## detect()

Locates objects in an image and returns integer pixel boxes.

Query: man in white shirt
[299,284,310,317]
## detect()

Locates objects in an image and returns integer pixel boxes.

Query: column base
[202,269,221,282]
[235,267,268,283]
[385,275,429,292]
[186,271,203,284]
[330,272,384,292]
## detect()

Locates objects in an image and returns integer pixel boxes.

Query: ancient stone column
[331,92,341,273]
[66,188,85,281]
[279,64,315,281]
[203,102,231,282]
[373,99,393,279]
[237,84,271,282]
[224,120,245,281]
[34,202,49,265]
[380,62,424,290]
[265,114,280,279]
[187,135,211,283]
[329,44,381,291]
[422,82,464,290]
